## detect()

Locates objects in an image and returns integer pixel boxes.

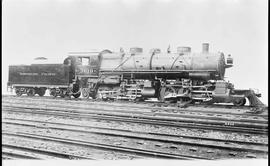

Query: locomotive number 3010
[76,68,98,74]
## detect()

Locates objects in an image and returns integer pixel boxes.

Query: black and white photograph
[2,0,268,165]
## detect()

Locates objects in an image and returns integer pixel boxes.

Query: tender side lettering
[19,73,56,76]
[19,73,38,75]
[41,73,56,76]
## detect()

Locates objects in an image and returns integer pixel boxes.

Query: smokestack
[202,43,209,53]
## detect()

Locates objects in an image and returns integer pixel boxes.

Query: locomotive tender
[7,43,264,107]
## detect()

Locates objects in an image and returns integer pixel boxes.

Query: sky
[2,0,268,104]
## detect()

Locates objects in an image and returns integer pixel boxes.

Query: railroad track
[3,96,268,160]
[1,95,257,109]
[2,132,203,160]
[2,95,268,110]
[2,144,92,160]
[2,105,268,135]
[3,97,268,124]
[2,152,39,159]
[2,103,268,124]
[3,94,265,109]
[3,118,268,153]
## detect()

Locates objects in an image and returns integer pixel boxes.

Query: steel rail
[4,98,268,123]
[3,117,267,145]
[2,106,268,134]
[2,152,41,159]
[3,95,267,117]
[2,102,268,128]
[2,95,261,111]
[2,144,93,160]
[2,101,268,124]
[2,132,208,160]
[3,118,268,153]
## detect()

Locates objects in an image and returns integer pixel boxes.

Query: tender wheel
[81,88,90,99]
[37,88,46,96]
[26,88,35,96]
[59,89,69,98]
[15,88,23,96]
[50,89,57,97]
[233,98,246,106]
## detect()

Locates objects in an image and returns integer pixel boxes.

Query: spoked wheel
[50,89,57,98]
[72,84,81,98]
[233,98,246,106]
[15,88,23,96]
[60,89,67,98]
[164,86,177,103]
[81,88,90,99]
[26,88,35,97]
[37,88,46,96]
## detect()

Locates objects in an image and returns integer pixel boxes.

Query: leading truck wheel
[15,88,23,96]
[233,98,246,106]
[27,88,35,97]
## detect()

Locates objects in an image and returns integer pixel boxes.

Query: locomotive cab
[64,53,101,79]
[64,52,102,98]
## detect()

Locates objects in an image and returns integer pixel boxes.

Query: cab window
[80,57,90,65]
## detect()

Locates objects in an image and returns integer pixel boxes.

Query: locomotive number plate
[76,66,98,75]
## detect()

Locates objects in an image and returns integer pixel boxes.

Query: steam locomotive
[7,43,264,107]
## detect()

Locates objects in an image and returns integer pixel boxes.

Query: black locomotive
[7,43,264,107]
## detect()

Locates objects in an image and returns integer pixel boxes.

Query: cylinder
[141,87,156,97]
[202,43,209,53]
[177,47,191,54]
